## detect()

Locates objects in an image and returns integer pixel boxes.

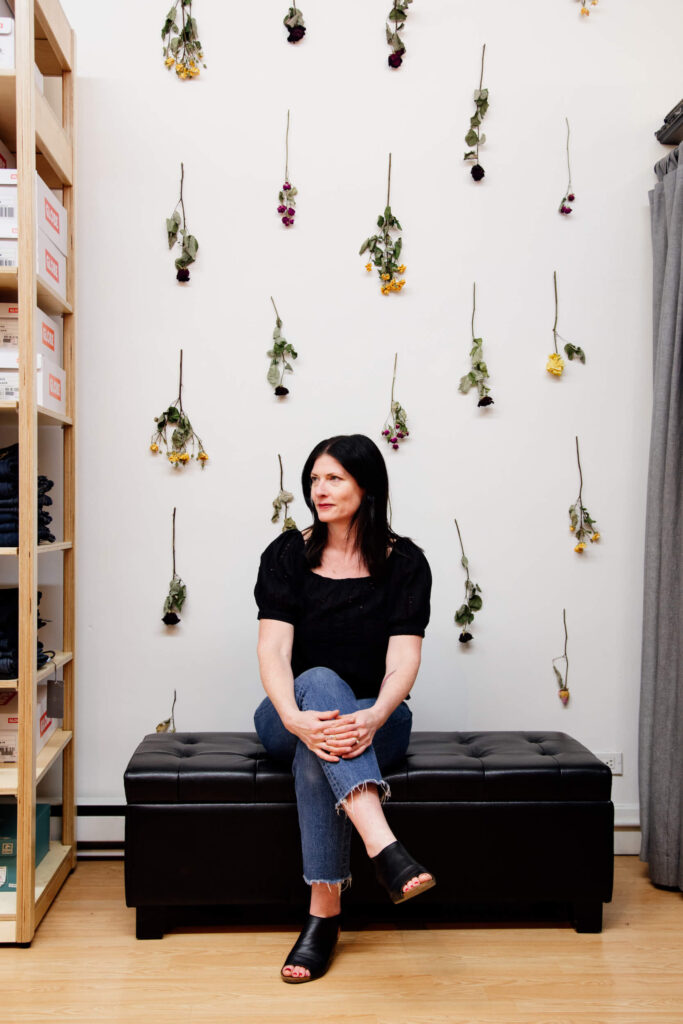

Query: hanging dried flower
[578,0,599,17]
[156,690,177,732]
[464,45,488,182]
[552,609,571,705]
[453,518,483,644]
[277,111,298,227]
[150,350,209,468]
[459,283,494,407]
[558,118,576,215]
[547,271,585,376]
[380,353,409,450]
[569,436,600,553]
[283,6,306,43]
[267,297,298,397]
[162,1,205,77]
[167,163,199,282]
[272,454,297,532]
[360,154,406,296]
[162,510,187,627]
[386,0,412,68]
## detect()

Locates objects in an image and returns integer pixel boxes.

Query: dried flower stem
[553,270,559,354]
[387,152,392,208]
[565,118,572,197]
[172,506,176,577]
[476,45,486,161]
[285,110,290,181]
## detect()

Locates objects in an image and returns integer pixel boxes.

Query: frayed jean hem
[303,875,352,890]
[335,777,391,814]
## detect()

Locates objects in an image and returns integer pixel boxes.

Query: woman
[254,433,435,983]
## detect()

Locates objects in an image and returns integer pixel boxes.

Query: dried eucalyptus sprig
[360,154,406,296]
[283,6,306,43]
[453,517,483,644]
[167,162,199,282]
[558,118,576,216]
[459,283,493,407]
[272,454,297,532]
[277,111,298,227]
[464,45,488,182]
[150,350,209,467]
[546,271,585,377]
[162,1,205,78]
[267,298,298,397]
[579,0,599,17]
[552,609,571,705]
[381,353,410,450]
[569,436,600,554]
[386,0,412,68]
[162,510,187,626]
[156,690,177,732]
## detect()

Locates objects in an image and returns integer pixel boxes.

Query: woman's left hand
[322,707,381,759]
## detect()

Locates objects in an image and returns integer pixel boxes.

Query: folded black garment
[0,510,53,524]
[0,444,19,482]
[0,528,55,545]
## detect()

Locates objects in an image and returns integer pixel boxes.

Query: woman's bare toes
[402,872,432,893]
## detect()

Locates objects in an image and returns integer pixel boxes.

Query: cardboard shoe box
[0,170,69,257]
[0,303,63,365]
[0,137,15,171]
[0,685,57,763]
[0,350,66,414]
[0,803,51,890]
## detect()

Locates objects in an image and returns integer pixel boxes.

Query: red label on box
[39,711,52,737]
[44,248,59,283]
[41,323,55,351]
[7,306,17,314]
[48,373,61,401]
[7,716,18,725]
[44,197,60,233]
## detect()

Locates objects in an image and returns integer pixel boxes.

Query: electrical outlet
[595,752,623,775]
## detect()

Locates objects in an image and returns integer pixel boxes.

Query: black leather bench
[124,731,614,938]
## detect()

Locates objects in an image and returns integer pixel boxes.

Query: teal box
[0,803,50,891]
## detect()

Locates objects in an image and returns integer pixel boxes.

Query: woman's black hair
[301,434,398,578]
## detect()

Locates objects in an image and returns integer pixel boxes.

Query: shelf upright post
[15,0,39,946]
[60,30,76,865]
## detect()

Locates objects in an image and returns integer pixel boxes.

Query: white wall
[51,0,682,833]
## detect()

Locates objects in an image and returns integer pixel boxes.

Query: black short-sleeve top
[254,530,432,700]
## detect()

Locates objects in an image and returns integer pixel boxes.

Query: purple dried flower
[176,268,190,282]
[287,208,295,216]
[382,429,390,436]
[392,443,399,450]
[277,204,286,213]
[287,25,306,43]
[389,436,397,443]
[388,52,403,69]
[282,216,290,225]
[396,431,404,438]
[283,182,291,190]
[568,193,575,202]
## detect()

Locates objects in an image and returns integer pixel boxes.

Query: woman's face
[309,454,365,528]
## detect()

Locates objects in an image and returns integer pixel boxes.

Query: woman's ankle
[309,881,342,918]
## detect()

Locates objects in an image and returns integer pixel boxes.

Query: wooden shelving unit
[0,0,76,945]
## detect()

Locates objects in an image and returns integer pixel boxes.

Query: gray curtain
[639,144,683,889]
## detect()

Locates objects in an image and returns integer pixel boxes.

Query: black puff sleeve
[387,539,432,637]
[254,530,305,625]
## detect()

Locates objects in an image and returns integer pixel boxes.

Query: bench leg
[572,900,603,933]
[136,906,166,940]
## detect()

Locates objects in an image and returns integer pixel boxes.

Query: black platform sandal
[372,840,436,905]
[280,913,341,984]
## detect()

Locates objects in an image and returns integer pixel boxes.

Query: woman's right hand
[286,709,349,762]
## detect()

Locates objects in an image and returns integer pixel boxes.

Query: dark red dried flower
[470,164,485,182]
[274,385,290,396]
[477,396,494,407]
[459,631,473,644]
[176,268,190,282]
[162,612,180,626]
[388,52,403,68]
[287,25,306,43]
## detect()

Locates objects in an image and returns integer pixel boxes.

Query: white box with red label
[0,303,62,365]
[0,17,13,70]
[0,686,57,762]
[0,170,68,256]
[0,350,66,414]
[36,227,66,301]
[0,238,16,266]
[0,137,14,170]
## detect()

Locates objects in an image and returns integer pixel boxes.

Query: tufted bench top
[124,731,611,805]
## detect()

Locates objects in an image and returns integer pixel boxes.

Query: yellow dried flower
[165,57,175,68]
[179,452,190,462]
[381,273,391,281]
[398,264,406,273]
[569,525,575,532]
[365,263,372,272]
[546,353,565,376]
[590,532,600,542]
[168,453,179,463]
[150,443,159,453]
[574,542,586,553]
[198,451,209,462]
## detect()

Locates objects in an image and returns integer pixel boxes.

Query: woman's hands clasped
[288,707,381,762]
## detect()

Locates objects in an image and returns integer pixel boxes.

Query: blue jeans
[254,666,412,886]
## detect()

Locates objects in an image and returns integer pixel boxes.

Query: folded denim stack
[0,443,55,546]
[0,588,52,679]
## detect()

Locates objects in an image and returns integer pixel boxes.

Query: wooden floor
[1,857,681,1024]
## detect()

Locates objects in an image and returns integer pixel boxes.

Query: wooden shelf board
[0,651,73,691]
[0,728,72,794]
[0,267,73,316]
[0,72,71,188]
[0,541,73,557]
[5,0,73,75]
[0,397,73,426]
[0,842,72,921]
